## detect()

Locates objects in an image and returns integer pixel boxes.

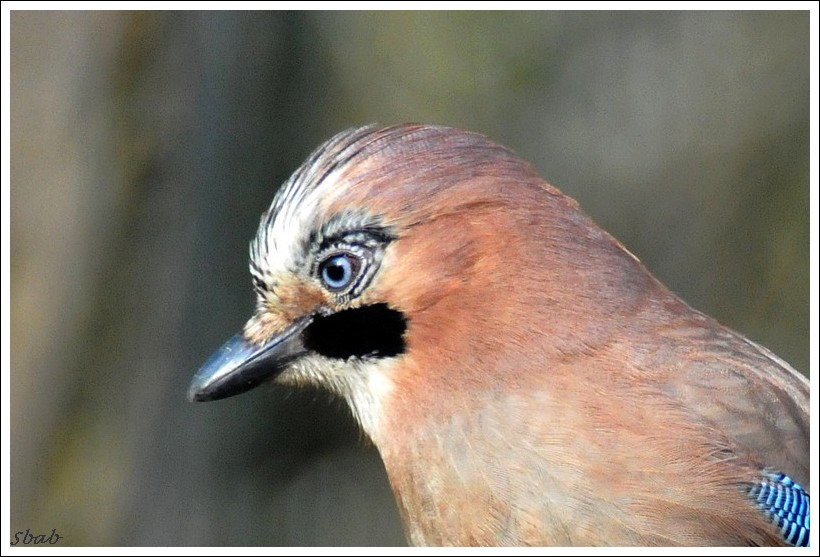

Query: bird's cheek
[370,234,474,314]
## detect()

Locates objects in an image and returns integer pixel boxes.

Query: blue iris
[320,253,357,291]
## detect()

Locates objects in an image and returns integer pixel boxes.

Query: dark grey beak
[188,317,311,402]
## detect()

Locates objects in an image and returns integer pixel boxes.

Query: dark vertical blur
[10,11,809,546]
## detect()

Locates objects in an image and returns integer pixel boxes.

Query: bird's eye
[319,252,361,292]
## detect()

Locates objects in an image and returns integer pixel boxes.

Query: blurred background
[10,10,809,546]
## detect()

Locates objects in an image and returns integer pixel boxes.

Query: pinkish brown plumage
[190,125,810,546]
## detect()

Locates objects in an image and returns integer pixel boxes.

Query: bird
[188,124,810,546]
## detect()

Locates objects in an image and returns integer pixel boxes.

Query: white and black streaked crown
[248,125,383,289]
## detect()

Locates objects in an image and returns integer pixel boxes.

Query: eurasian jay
[189,124,810,546]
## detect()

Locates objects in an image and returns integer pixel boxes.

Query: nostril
[303,303,407,360]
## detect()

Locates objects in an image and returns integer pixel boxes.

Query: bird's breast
[376,377,793,546]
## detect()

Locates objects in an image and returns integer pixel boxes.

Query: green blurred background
[10,11,809,546]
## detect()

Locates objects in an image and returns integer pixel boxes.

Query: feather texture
[747,471,810,547]
[193,124,810,546]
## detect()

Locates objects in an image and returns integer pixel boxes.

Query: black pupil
[326,259,346,282]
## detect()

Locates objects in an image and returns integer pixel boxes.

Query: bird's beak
[188,316,312,402]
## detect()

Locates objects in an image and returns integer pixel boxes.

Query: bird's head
[189,125,810,547]
[188,124,653,442]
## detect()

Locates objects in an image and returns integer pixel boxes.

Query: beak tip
[187,385,203,403]
[187,324,308,403]
[187,372,214,402]
[186,332,252,403]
